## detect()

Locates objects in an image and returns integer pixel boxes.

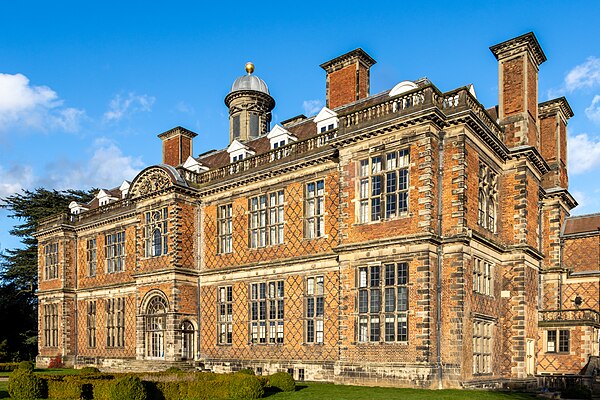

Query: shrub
[238,368,255,375]
[186,379,228,400]
[17,361,34,372]
[47,376,85,400]
[110,375,147,400]
[7,369,47,400]
[164,366,183,374]
[79,366,101,375]
[268,372,295,392]
[92,380,114,400]
[156,381,188,400]
[48,355,65,368]
[229,373,264,400]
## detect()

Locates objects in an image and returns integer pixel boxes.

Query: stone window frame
[86,300,97,348]
[43,303,59,348]
[181,321,195,360]
[217,286,233,345]
[473,318,493,375]
[217,204,233,254]
[473,257,493,296]
[144,207,168,258]
[546,329,570,353]
[145,296,167,359]
[105,231,126,273]
[106,297,126,348]
[248,190,285,249]
[44,242,59,281]
[357,148,410,224]
[305,276,325,344]
[86,238,97,277]
[249,280,284,345]
[304,180,325,239]
[477,162,498,233]
[356,262,409,343]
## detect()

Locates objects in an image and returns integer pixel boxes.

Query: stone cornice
[542,187,578,210]
[489,32,547,66]
[320,48,376,73]
[224,89,275,109]
[539,97,574,121]
[157,126,198,141]
[508,145,550,175]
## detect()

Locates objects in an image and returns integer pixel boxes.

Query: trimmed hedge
[17,361,34,372]
[7,369,47,400]
[46,376,86,400]
[0,362,19,372]
[92,380,113,400]
[229,373,264,399]
[268,372,296,392]
[79,366,101,375]
[110,375,147,400]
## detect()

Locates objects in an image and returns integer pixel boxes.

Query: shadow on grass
[0,389,8,399]
[263,384,308,398]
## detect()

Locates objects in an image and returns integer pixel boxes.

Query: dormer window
[320,124,335,133]
[314,107,338,134]
[183,156,209,173]
[69,201,89,215]
[267,125,297,150]
[227,139,255,163]
[96,189,118,207]
[119,181,131,199]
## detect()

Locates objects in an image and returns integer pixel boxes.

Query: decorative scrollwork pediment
[129,167,173,198]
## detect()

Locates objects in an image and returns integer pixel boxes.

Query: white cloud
[174,101,194,114]
[104,92,155,122]
[0,164,35,198]
[44,138,144,190]
[585,95,600,123]
[0,138,143,198]
[568,132,600,174]
[564,57,600,92]
[302,99,323,116]
[0,72,85,132]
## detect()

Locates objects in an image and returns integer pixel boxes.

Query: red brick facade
[35,33,600,388]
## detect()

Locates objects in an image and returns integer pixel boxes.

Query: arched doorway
[146,296,168,359]
[181,321,195,360]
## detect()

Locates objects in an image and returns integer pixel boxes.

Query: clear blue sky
[2,0,600,251]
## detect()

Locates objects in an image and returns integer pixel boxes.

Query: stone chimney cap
[157,126,198,140]
[320,48,376,73]
[539,97,574,120]
[489,32,547,66]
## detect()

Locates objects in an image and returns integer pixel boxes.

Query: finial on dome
[245,62,254,75]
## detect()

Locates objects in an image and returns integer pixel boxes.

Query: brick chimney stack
[320,48,376,109]
[539,97,574,190]
[490,32,547,149]
[157,126,198,167]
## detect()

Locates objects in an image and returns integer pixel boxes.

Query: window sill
[545,351,570,355]
[354,213,411,226]
[353,341,409,345]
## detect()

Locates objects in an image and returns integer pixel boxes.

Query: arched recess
[142,292,169,359]
[180,320,195,360]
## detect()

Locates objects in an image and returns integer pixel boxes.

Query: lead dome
[229,62,270,95]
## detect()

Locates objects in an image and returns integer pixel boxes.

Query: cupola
[224,62,275,144]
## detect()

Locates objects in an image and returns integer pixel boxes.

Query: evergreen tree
[0,188,94,361]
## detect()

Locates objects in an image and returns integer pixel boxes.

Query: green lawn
[0,376,537,400]
[264,382,536,400]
